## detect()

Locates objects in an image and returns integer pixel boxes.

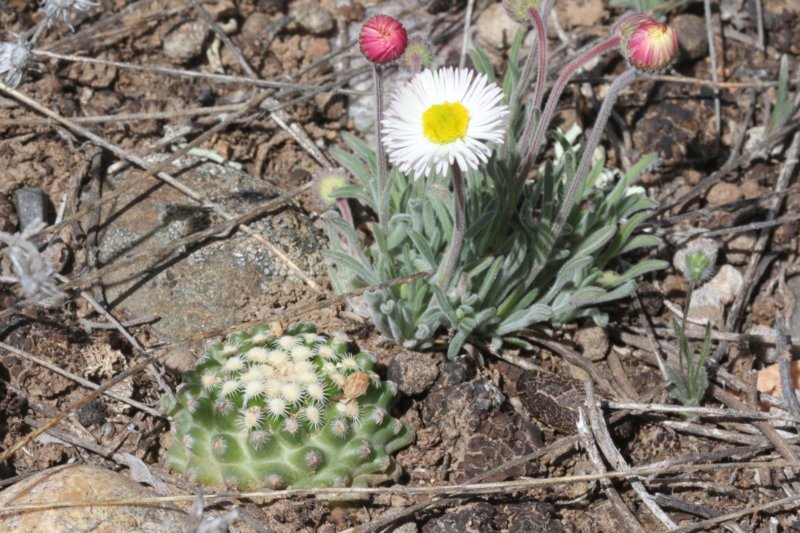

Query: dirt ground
[1,0,800,531]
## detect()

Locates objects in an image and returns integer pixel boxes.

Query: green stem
[438,165,465,289]
[515,34,622,188]
[373,64,390,234]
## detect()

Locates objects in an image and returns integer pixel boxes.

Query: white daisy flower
[382,66,508,177]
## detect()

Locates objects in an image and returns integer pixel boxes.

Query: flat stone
[96,156,325,343]
[0,464,187,532]
[574,325,609,362]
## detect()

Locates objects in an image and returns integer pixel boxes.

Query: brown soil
[1,0,799,531]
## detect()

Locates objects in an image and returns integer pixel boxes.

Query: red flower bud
[359,15,408,64]
[620,15,679,73]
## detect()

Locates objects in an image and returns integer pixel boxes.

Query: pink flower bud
[622,16,679,73]
[359,15,408,64]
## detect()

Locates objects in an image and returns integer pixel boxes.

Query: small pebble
[723,232,757,265]
[14,187,50,231]
[163,21,210,62]
[706,181,744,206]
[574,325,609,362]
[289,0,334,35]
[387,351,441,396]
[77,400,107,427]
[162,347,196,376]
[475,2,521,49]
[701,264,743,306]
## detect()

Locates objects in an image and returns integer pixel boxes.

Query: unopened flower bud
[359,15,408,64]
[684,250,712,284]
[312,168,349,208]
[621,15,679,73]
[502,0,542,24]
[400,36,433,74]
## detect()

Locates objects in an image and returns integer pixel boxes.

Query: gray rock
[96,156,325,343]
[387,351,441,396]
[701,264,743,306]
[163,21,210,62]
[14,186,49,230]
[289,0,334,35]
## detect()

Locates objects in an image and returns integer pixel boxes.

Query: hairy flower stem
[373,64,390,234]
[516,34,621,187]
[524,68,637,288]
[438,165,465,289]
[503,5,549,163]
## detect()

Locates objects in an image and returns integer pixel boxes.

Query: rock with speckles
[95,156,325,343]
[0,465,188,531]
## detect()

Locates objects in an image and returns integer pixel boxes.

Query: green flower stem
[524,67,636,288]
[680,280,695,375]
[373,64,390,234]
[550,68,638,235]
[438,165,465,289]
[516,34,621,188]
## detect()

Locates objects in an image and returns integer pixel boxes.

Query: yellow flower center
[422,101,470,144]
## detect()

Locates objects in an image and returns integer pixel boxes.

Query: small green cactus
[164,322,414,490]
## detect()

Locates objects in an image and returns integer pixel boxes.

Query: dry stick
[345,436,581,533]
[65,278,175,404]
[458,0,476,69]
[652,118,797,217]
[573,73,799,90]
[0,341,162,418]
[0,103,254,127]
[186,0,333,169]
[0,82,323,292]
[0,269,432,464]
[711,130,800,367]
[4,459,799,515]
[30,51,365,95]
[617,328,790,414]
[670,493,800,533]
[576,409,647,533]
[584,382,677,529]
[625,324,797,347]
[712,386,800,495]
[702,0,722,146]
[603,401,800,426]
[666,212,800,239]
